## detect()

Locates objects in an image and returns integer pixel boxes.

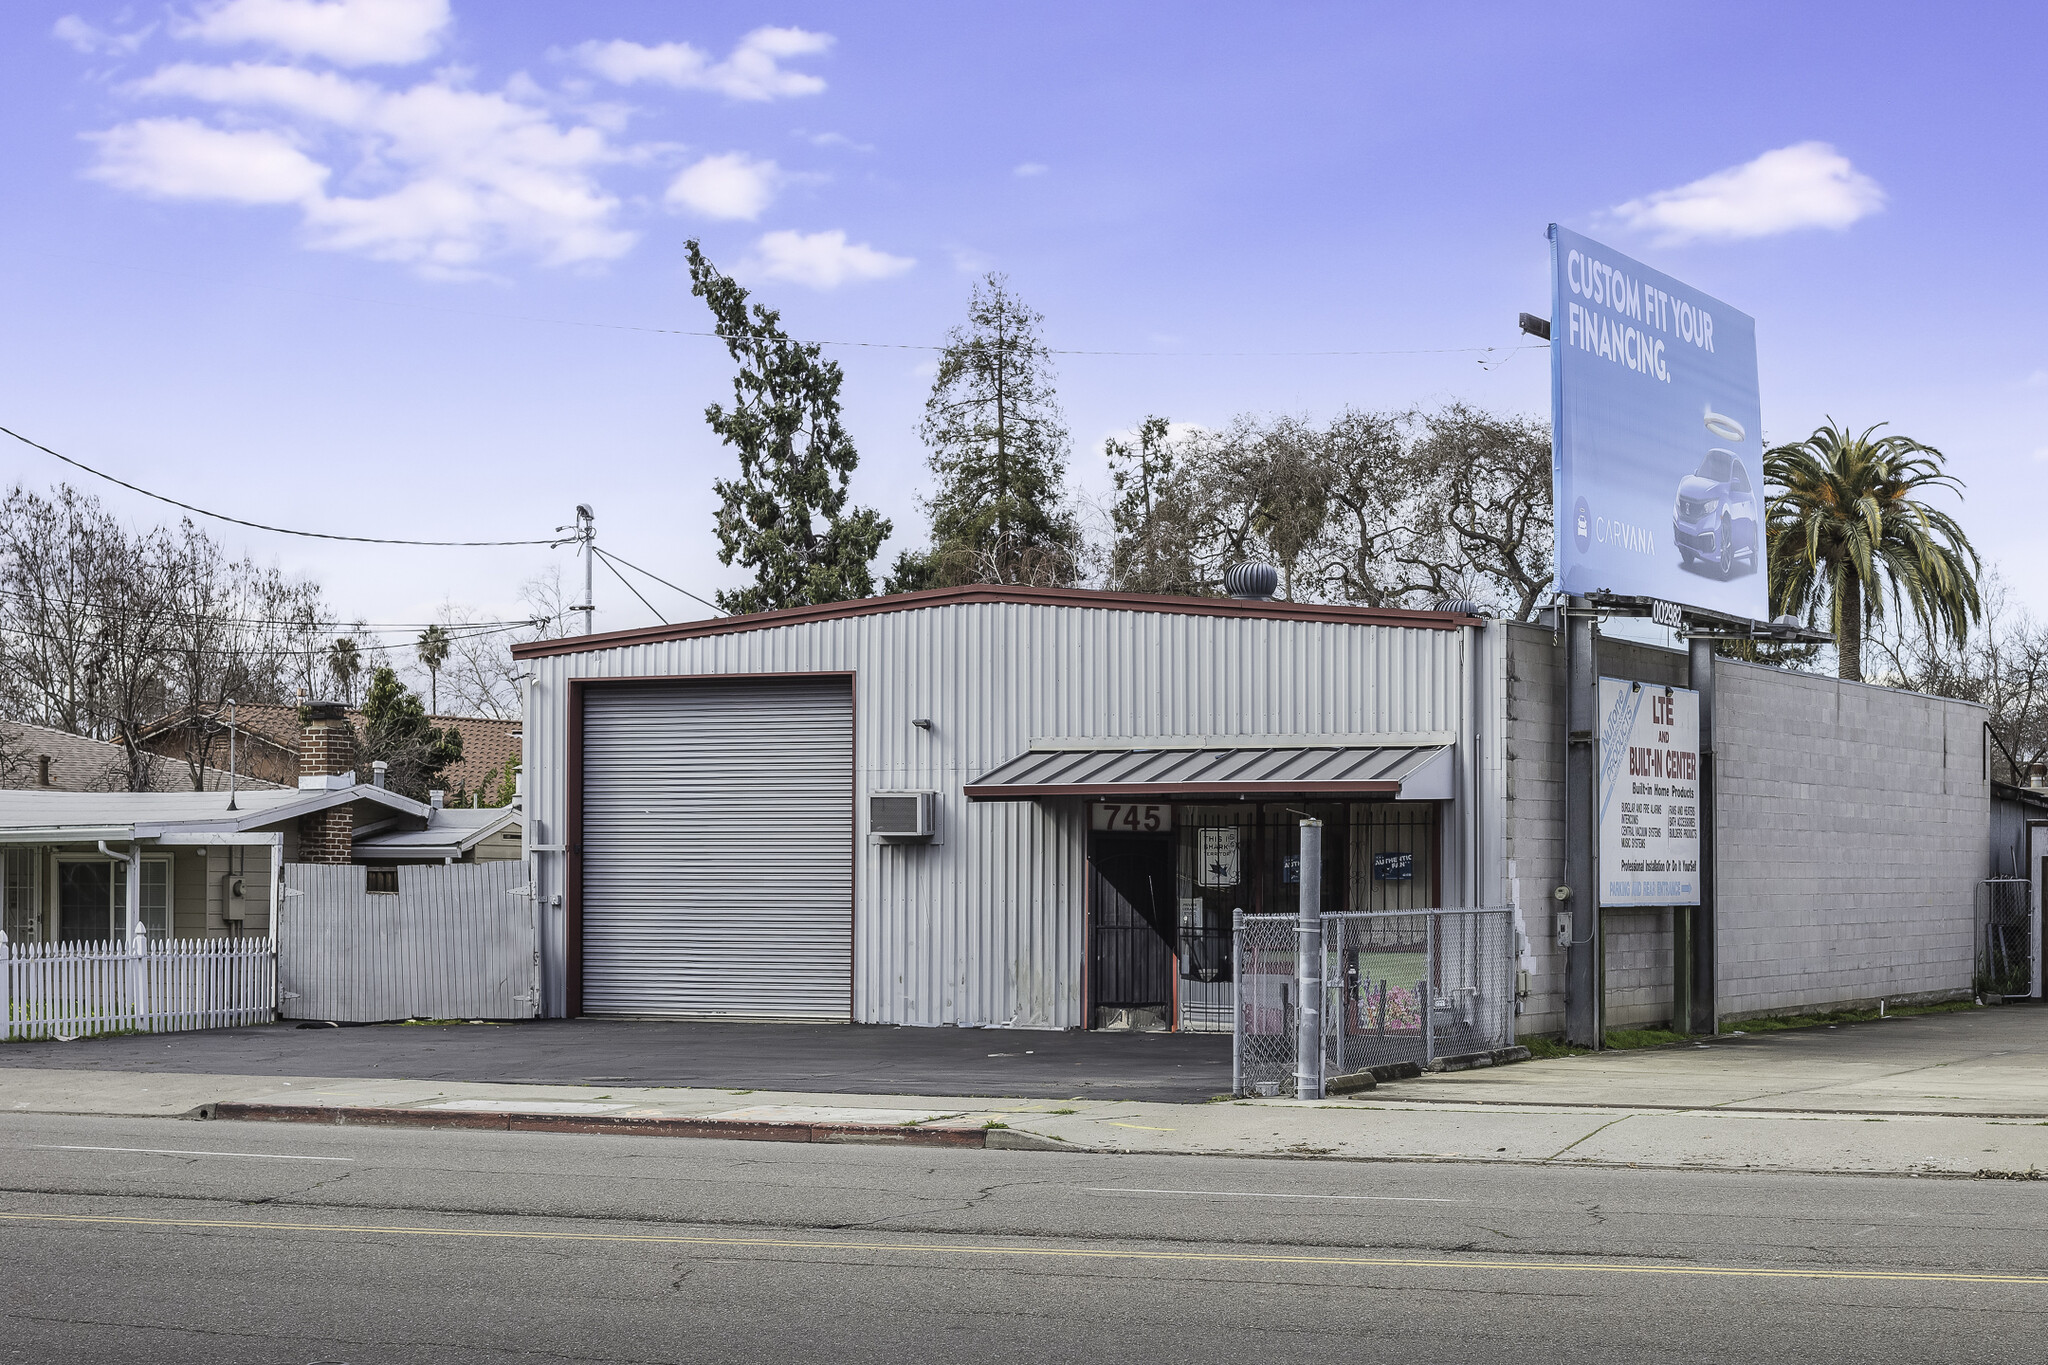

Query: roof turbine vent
[1224,563,1279,601]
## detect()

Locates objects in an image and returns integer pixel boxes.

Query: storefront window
[1174,801,1437,921]
[1089,800,1441,1033]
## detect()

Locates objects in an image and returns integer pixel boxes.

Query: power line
[0,425,554,547]
[595,552,666,625]
[0,584,542,636]
[591,547,723,617]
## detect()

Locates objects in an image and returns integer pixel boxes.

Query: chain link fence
[1977,878,2037,999]
[1234,908,1516,1097]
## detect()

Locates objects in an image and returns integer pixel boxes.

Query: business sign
[1372,852,1414,882]
[1551,225,1768,621]
[1597,677,1700,907]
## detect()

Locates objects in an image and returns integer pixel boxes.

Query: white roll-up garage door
[580,677,853,1019]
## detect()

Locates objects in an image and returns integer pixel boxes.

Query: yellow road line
[1,1211,2041,1286]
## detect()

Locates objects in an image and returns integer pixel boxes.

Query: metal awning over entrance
[964,733,1454,802]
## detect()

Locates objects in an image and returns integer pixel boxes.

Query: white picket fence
[0,935,277,1041]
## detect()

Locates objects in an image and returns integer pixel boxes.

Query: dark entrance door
[1088,831,1175,1029]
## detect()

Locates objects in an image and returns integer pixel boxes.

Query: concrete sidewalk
[1394,1003,2048,1117]
[6,1003,2044,1178]
[6,1060,2046,1179]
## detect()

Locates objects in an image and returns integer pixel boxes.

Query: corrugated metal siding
[277,861,537,1022]
[581,679,853,1020]
[525,600,1467,1026]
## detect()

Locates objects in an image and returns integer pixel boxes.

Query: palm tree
[326,636,362,704]
[416,624,451,716]
[1763,422,1980,682]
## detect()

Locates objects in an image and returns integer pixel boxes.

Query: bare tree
[1096,404,1555,620]
[0,483,344,789]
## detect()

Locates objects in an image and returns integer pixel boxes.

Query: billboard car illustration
[1672,407,1758,579]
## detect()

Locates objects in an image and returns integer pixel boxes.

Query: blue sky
[2,0,2042,640]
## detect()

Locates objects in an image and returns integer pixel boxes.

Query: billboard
[1597,676,1701,908]
[1550,225,1768,621]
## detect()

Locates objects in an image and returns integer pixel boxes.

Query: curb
[197,1102,999,1148]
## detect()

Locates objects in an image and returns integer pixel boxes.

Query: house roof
[2,720,288,794]
[140,702,520,799]
[0,784,428,842]
[354,802,522,858]
[511,585,1482,662]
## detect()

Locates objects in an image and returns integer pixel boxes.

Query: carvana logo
[1573,496,1590,555]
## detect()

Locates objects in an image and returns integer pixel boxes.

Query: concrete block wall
[1489,621,1989,1036]
[1602,907,1674,1028]
[1714,661,1987,1020]
[1494,622,1687,1037]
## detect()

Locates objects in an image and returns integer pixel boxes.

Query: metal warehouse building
[512,584,1992,1035]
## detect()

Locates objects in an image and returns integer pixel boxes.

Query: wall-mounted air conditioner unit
[870,791,937,842]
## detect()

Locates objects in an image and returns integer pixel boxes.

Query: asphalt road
[2,1111,2044,1364]
[0,1017,1234,1102]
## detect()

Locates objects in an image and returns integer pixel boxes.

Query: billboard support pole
[1564,597,1601,1048]
[1687,634,1718,1034]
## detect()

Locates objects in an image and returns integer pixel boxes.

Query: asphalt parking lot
[0,1016,1235,1103]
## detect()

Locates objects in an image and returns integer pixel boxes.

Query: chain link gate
[1978,878,2037,999]
[1234,908,1516,1097]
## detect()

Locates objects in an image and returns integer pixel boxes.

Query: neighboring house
[0,703,521,944]
[139,702,521,799]
[355,803,523,866]
[0,720,288,794]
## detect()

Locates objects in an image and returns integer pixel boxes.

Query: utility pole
[1563,597,1601,1048]
[557,505,596,634]
[1295,816,1325,1100]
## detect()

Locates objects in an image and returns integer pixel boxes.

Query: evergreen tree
[888,274,1077,589]
[356,666,463,799]
[686,240,890,615]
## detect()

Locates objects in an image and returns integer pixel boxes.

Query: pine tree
[687,240,890,615]
[888,274,1077,589]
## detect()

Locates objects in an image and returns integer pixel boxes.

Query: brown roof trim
[964,780,1403,802]
[512,585,1480,660]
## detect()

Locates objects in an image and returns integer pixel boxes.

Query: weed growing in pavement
[982,1120,1009,1130]
[1049,1108,1077,1115]
[1604,1027,1690,1049]
[1520,1036,1592,1060]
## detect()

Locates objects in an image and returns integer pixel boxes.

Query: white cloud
[744,229,912,289]
[53,15,155,55]
[133,61,379,122]
[947,245,994,276]
[1609,142,1885,244]
[1013,162,1048,178]
[572,27,830,100]
[176,0,450,67]
[85,117,329,203]
[665,152,779,220]
[94,60,634,274]
[804,130,872,152]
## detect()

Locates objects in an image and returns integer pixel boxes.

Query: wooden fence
[0,935,277,1042]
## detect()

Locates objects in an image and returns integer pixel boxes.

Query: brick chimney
[297,700,357,866]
